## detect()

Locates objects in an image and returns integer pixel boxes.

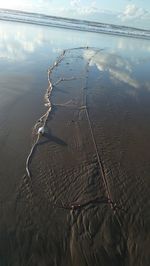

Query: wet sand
[1,47,150,265]
[0,73,47,202]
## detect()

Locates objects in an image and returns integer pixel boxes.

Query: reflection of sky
[1,20,150,64]
[0,20,150,98]
[84,49,150,94]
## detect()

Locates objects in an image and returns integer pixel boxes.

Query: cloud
[120,4,149,21]
[70,0,80,7]
[69,0,97,15]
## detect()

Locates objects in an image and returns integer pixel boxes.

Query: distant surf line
[0,8,150,40]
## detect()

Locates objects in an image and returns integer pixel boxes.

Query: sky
[0,0,150,29]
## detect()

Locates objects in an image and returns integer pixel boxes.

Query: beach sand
[1,47,150,265]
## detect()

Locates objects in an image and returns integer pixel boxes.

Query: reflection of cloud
[109,69,140,89]
[1,22,101,61]
[0,25,45,60]
[84,50,140,89]
[117,38,150,52]
[52,48,63,54]
[84,49,150,97]
[1,22,117,62]
[145,82,150,91]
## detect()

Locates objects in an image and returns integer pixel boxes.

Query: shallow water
[0,21,150,265]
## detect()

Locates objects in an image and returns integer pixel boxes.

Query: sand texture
[2,48,150,266]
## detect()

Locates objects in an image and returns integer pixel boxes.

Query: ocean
[0,8,150,39]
